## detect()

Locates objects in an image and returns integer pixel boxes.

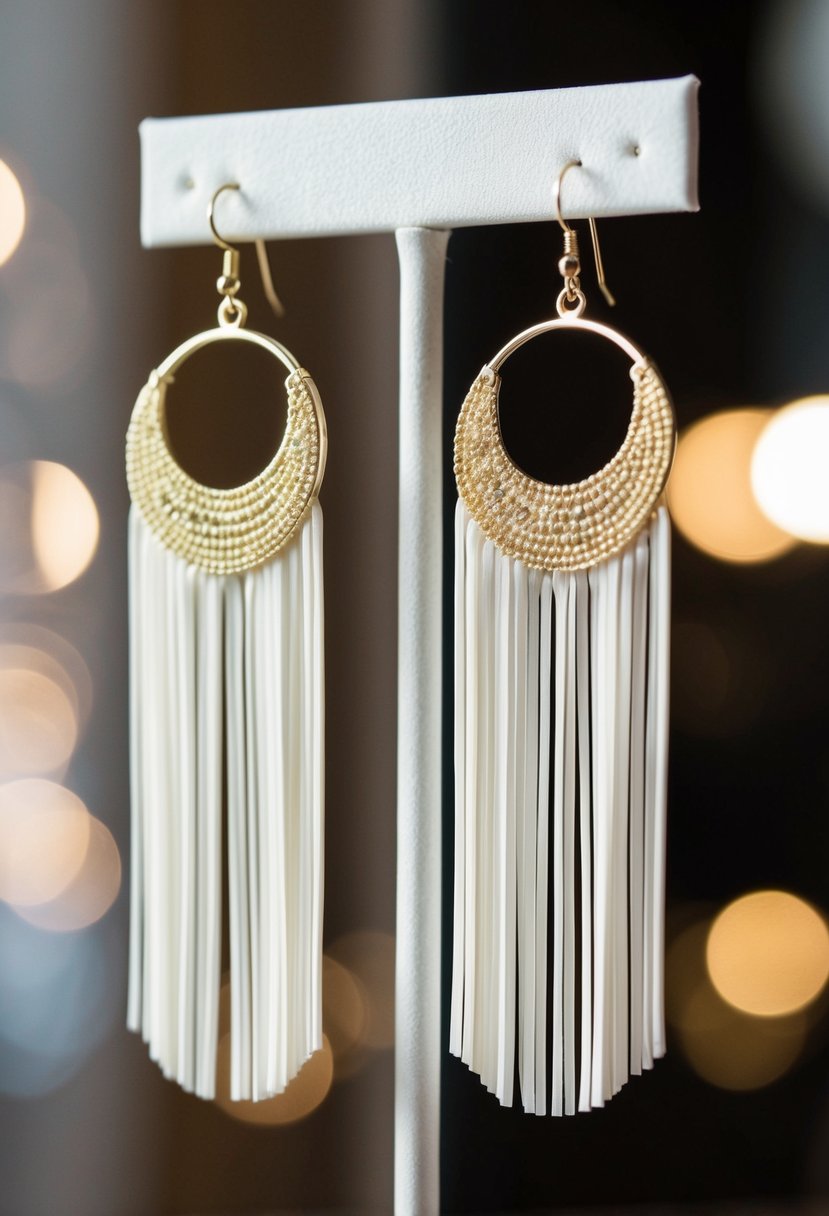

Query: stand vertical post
[394,227,450,1216]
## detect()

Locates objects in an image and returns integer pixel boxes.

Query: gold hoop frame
[126,326,327,576]
[454,314,675,572]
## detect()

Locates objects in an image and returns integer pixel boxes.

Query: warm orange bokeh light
[323,954,367,1061]
[214,1033,334,1125]
[668,408,795,563]
[0,463,99,594]
[16,816,121,932]
[0,666,77,779]
[0,159,26,266]
[707,890,829,1017]
[667,917,808,1092]
[677,980,806,1092]
[31,461,99,590]
[0,779,90,906]
[0,629,93,732]
[327,930,395,1050]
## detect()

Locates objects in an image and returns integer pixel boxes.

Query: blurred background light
[31,460,99,589]
[0,461,99,594]
[676,976,807,1092]
[0,158,26,266]
[214,1033,334,1126]
[15,816,121,933]
[707,890,829,1017]
[667,408,796,563]
[323,954,368,1074]
[667,916,809,1092]
[0,665,77,779]
[0,779,90,907]
[327,930,395,1051]
[0,626,93,733]
[752,397,829,542]
[0,627,92,729]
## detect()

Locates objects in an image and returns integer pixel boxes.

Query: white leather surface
[140,77,699,246]
[394,227,449,1216]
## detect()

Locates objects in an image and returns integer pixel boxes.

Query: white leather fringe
[127,503,325,1102]
[450,502,670,1114]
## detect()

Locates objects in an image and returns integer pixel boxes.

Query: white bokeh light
[0,159,25,266]
[752,396,829,543]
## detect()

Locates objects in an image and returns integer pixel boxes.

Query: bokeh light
[668,408,796,563]
[323,954,367,1062]
[0,159,26,266]
[215,1033,334,1125]
[667,917,808,1092]
[31,460,99,589]
[752,397,829,542]
[0,462,99,593]
[323,953,371,1080]
[327,930,395,1050]
[16,816,121,932]
[677,978,806,1092]
[0,779,91,907]
[0,627,93,733]
[707,890,829,1017]
[0,666,77,779]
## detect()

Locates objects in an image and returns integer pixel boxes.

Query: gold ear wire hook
[588,216,616,308]
[208,182,286,321]
[208,182,241,254]
[553,160,616,308]
[254,239,286,319]
[553,159,582,234]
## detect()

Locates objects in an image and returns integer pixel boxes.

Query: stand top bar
[140,77,699,247]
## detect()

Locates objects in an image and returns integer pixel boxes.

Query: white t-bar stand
[139,76,699,1216]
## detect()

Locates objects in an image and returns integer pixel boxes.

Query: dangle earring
[126,184,327,1102]
[450,161,675,1115]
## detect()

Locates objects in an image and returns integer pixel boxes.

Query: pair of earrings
[126,165,675,1113]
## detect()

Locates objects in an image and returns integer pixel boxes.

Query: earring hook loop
[208,182,286,321]
[208,182,240,254]
[553,160,616,309]
[553,159,582,234]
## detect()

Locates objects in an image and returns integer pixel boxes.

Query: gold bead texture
[454,359,676,573]
[126,368,323,575]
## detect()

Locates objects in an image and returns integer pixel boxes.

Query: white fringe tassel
[450,501,670,1114]
[127,503,325,1101]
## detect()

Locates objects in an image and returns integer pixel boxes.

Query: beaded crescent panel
[454,359,675,572]
[126,367,324,575]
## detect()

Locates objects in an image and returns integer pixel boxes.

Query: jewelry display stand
[139,76,699,1216]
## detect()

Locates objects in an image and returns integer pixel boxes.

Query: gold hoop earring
[450,160,674,1115]
[126,184,326,1103]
